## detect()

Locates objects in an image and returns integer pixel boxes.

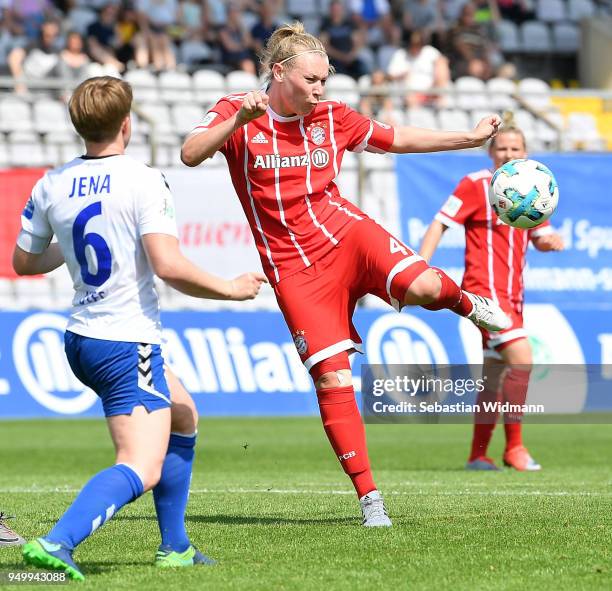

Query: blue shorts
[64,331,171,417]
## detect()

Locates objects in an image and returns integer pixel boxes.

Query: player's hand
[228,272,268,300]
[237,91,269,125]
[532,233,564,251]
[472,114,502,145]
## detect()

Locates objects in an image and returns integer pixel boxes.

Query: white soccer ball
[488,158,559,229]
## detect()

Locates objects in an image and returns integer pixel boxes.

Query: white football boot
[359,490,392,527]
[464,292,511,332]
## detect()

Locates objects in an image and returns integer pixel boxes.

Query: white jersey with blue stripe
[18,154,178,344]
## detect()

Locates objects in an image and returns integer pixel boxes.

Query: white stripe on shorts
[386,255,424,311]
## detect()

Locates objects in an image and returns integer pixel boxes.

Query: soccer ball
[489,159,559,229]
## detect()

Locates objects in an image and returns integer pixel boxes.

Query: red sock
[316,386,376,498]
[502,367,531,451]
[469,387,501,461]
[422,267,473,316]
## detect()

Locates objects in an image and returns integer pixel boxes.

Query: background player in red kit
[181,22,511,526]
[420,117,564,472]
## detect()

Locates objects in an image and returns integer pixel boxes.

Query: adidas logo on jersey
[251,132,268,144]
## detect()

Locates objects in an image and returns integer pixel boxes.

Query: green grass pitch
[1,418,611,590]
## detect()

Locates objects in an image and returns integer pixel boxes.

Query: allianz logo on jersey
[253,149,330,170]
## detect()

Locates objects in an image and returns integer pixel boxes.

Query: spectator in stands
[349,0,399,48]
[250,0,279,59]
[205,0,227,30]
[7,19,62,94]
[87,2,147,73]
[136,0,178,71]
[5,0,55,42]
[320,0,368,80]
[176,0,215,66]
[401,0,440,43]
[496,0,534,24]
[446,1,500,80]
[56,31,90,91]
[358,68,402,126]
[387,28,450,107]
[218,2,257,74]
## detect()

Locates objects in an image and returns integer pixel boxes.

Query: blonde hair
[259,21,334,83]
[69,76,132,143]
[489,110,527,150]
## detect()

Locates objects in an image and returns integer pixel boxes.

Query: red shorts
[480,299,527,358]
[273,219,429,370]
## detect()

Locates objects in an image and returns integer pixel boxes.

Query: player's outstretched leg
[407,267,510,332]
[154,370,216,566]
[313,356,391,527]
[23,405,170,581]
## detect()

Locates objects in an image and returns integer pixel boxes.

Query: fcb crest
[293,330,308,356]
[307,122,327,146]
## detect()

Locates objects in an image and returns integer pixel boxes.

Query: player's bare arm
[388,114,502,153]
[142,233,267,300]
[12,243,64,276]
[419,219,449,262]
[532,233,564,251]
[181,91,269,166]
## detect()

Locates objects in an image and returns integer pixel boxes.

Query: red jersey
[193,95,394,283]
[435,169,552,306]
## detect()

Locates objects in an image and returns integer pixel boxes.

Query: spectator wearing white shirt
[386,29,450,107]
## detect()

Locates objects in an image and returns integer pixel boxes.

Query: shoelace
[362,498,388,519]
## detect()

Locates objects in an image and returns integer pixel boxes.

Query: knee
[315,370,353,390]
[403,268,441,305]
[171,401,198,435]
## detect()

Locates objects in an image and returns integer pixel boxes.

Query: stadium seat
[535,112,564,146]
[566,112,603,148]
[486,77,517,110]
[0,279,21,310]
[8,142,49,167]
[567,0,596,20]
[137,103,175,136]
[7,130,39,143]
[438,109,470,131]
[125,142,154,166]
[552,23,580,53]
[59,141,85,161]
[454,76,488,110]
[325,74,359,107]
[226,71,260,93]
[405,108,438,129]
[520,21,552,53]
[514,109,537,136]
[536,0,567,22]
[33,98,72,135]
[517,78,552,111]
[171,102,204,135]
[124,69,159,102]
[159,70,194,103]
[496,19,520,53]
[192,68,226,106]
[470,109,494,127]
[0,98,33,133]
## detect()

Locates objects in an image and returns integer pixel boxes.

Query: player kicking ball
[13,76,267,580]
[420,115,563,471]
[181,21,510,527]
